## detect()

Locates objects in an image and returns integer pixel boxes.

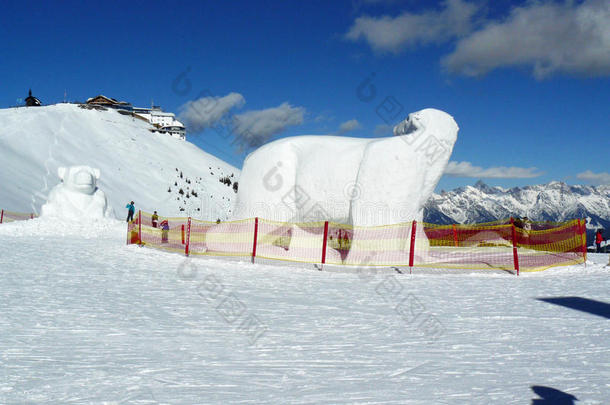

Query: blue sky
[2,0,608,191]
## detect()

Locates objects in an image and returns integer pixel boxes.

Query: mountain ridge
[425,180,610,241]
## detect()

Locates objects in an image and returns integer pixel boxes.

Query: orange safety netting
[127,211,587,273]
[0,209,37,223]
[419,220,585,271]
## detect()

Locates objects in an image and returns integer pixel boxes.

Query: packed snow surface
[234,108,458,226]
[1,218,608,404]
[41,166,113,219]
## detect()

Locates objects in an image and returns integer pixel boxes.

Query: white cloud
[445,161,543,178]
[444,0,610,78]
[577,170,610,185]
[337,119,362,134]
[178,92,245,132]
[233,103,305,148]
[345,0,480,53]
[374,123,393,136]
[313,112,334,123]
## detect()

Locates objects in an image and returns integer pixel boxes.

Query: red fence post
[30,213,34,219]
[0,209,3,224]
[138,210,142,245]
[251,217,259,263]
[321,221,329,266]
[452,224,458,247]
[409,220,417,274]
[510,217,520,276]
[181,225,185,244]
[185,217,192,256]
[578,218,587,265]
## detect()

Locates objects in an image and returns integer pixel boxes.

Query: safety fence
[0,209,37,224]
[127,211,587,274]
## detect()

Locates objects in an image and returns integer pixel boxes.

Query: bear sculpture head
[58,166,100,195]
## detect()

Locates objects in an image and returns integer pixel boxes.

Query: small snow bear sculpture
[41,166,114,219]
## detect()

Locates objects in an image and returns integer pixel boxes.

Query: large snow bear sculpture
[233,108,458,226]
[41,166,114,219]
[229,108,458,264]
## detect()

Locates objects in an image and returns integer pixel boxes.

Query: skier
[152,211,159,228]
[596,229,604,253]
[125,201,135,222]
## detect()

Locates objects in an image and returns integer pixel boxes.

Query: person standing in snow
[522,217,532,244]
[126,201,135,222]
[152,211,159,228]
[160,220,170,243]
[596,229,604,253]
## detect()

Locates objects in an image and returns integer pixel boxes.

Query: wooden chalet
[86,95,132,110]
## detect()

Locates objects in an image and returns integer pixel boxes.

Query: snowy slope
[0,104,239,220]
[425,180,610,235]
[0,219,608,404]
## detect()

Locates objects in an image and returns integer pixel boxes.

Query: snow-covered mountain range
[0,104,239,220]
[425,180,610,239]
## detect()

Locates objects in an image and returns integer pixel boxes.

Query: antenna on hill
[64,89,67,103]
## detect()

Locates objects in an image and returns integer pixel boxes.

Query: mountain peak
[547,180,568,189]
[473,179,499,194]
[474,179,487,189]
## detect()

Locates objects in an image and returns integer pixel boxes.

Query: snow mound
[41,166,114,220]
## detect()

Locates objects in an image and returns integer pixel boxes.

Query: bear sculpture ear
[93,168,100,180]
[58,167,67,181]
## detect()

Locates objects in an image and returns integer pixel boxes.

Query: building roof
[86,95,130,105]
[160,125,185,130]
[150,111,175,117]
[25,89,41,106]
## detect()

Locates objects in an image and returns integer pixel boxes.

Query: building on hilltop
[86,95,132,110]
[25,89,41,107]
[133,106,186,141]
[85,95,185,140]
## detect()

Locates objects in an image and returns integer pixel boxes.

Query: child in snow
[160,220,170,243]
[126,201,135,222]
[596,229,604,253]
[152,211,159,228]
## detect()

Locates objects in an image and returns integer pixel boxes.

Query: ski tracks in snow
[33,112,63,214]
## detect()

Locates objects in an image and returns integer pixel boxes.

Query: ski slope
[0,219,608,404]
[0,104,238,220]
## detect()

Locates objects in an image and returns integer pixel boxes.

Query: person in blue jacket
[126,201,135,222]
